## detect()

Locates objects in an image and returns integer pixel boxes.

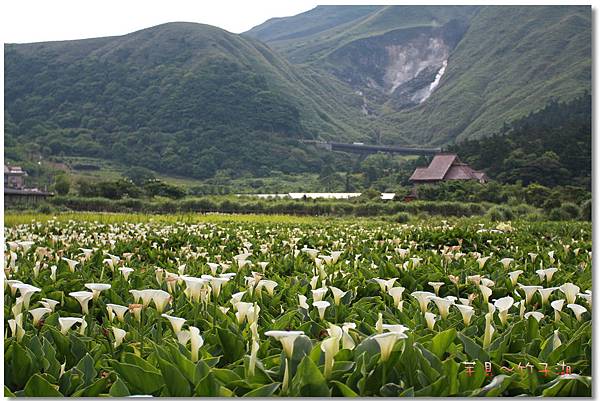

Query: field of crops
[4,216,592,396]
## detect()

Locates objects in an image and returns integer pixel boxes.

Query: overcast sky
[2,0,322,43]
[2,0,589,44]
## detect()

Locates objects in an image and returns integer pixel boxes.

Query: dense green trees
[4,23,365,180]
[53,174,71,195]
[450,94,591,189]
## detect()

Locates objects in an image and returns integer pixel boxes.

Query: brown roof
[445,164,478,180]
[409,154,487,182]
[409,154,458,181]
[4,165,27,175]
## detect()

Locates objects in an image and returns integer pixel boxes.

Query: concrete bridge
[300,140,441,156]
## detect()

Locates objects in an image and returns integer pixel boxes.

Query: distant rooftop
[4,164,27,175]
[409,153,488,183]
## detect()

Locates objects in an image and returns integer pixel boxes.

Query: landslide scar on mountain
[324,19,469,110]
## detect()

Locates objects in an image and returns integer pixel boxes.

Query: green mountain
[4,7,591,184]
[5,22,367,179]
[246,5,591,145]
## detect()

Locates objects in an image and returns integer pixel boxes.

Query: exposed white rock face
[384,37,449,95]
[327,20,467,110]
[414,59,447,104]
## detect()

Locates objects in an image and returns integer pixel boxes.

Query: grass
[3,211,372,227]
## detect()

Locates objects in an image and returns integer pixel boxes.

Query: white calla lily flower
[112,327,127,348]
[538,287,557,305]
[483,312,494,348]
[428,282,444,296]
[59,317,84,334]
[84,283,111,300]
[566,303,587,321]
[508,270,523,286]
[560,283,580,305]
[312,287,328,302]
[189,326,204,362]
[494,296,514,325]
[162,313,186,333]
[388,286,405,310]
[430,296,454,319]
[321,335,340,378]
[69,291,94,314]
[479,285,493,305]
[424,312,437,330]
[29,307,52,325]
[373,331,407,362]
[411,291,434,313]
[329,286,347,305]
[264,330,305,359]
[106,303,129,322]
[455,304,475,325]
[524,311,544,322]
[551,299,565,322]
[519,284,543,305]
[552,330,562,350]
[341,323,356,350]
[313,300,331,320]
[40,298,60,311]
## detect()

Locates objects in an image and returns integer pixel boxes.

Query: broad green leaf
[108,377,130,397]
[58,368,84,396]
[216,328,245,364]
[242,382,281,397]
[212,368,241,384]
[475,374,516,396]
[4,385,16,397]
[194,372,221,396]
[442,359,460,395]
[541,375,591,396]
[23,374,63,397]
[289,355,330,397]
[157,356,192,396]
[332,380,359,397]
[380,383,403,397]
[458,331,489,361]
[71,377,110,397]
[41,337,62,380]
[75,353,97,386]
[430,328,456,359]
[458,360,486,393]
[121,352,160,373]
[111,361,165,395]
[8,342,35,389]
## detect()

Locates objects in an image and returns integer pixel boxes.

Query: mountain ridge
[4,6,592,183]
[246,5,591,145]
[5,22,369,179]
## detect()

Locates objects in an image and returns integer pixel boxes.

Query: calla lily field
[3,216,592,396]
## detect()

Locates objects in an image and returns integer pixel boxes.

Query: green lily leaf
[23,373,63,397]
[242,382,281,397]
[289,355,330,397]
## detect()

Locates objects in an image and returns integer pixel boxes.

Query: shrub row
[39,196,491,218]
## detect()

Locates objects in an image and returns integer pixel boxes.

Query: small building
[4,165,27,189]
[4,164,53,206]
[409,154,488,184]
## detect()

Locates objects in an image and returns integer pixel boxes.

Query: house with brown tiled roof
[4,164,28,189]
[409,154,488,184]
[4,164,53,206]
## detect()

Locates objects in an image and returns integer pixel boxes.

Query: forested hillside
[5,22,367,179]
[449,94,591,188]
[4,6,591,185]
[247,6,591,145]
